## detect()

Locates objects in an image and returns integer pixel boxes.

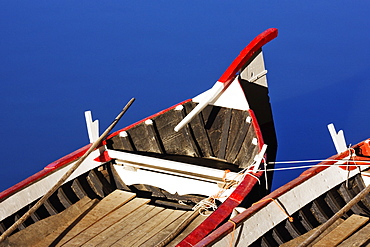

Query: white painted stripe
[108,149,239,184]
[0,148,104,221]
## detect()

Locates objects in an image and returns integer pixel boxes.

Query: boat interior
[0,101,267,246]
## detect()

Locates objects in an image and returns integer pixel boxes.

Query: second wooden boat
[198,129,370,246]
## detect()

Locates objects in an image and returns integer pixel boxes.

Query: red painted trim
[218,28,278,85]
[195,139,370,246]
[94,150,112,163]
[44,144,91,170]
[0,144,91,201]
[248,109,264,150]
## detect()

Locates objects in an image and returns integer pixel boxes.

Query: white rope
[267,159,370,165]
[193,198,218,216]
[259,160,370,173]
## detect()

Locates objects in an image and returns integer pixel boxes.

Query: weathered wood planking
[97,206,165,247]
[64,197,150,246]
[82,204,154,246]
[338,222,370,247]
[338,183,367,215]
[108,101,258,169]
[71,178,89,199]
[185,102,214,157]
[167,214,208,247]
[111,208,174,246]
[86,169,113,198]
[0,197,97,247]
[121,209,187,247]
[141,210,194,246]
[202,106,228,158]
[56,190,136,246]
[154,106,198,157]
[312,214,369,247]
[280,218,345,247]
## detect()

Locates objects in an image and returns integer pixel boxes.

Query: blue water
[1,2,369,192]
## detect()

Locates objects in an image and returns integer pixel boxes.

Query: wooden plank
[167,213,208,247]
[235,127,258,168]
[312,214,369,247]
[144,119,165,154]
[64,197,150,246]
[56,190,136,246]
[185,102,214,157]
[202,106,228,158]
[225,117,250,163]
[177,107,203,157]
[71,179,88,199]
[57,187,73,209]
[280,218,345,247]
[338,183,366,215]
[97,206,164,247]
[127,122,162,153]
[154,106,199,157]
[338,222,370,247]
[217,108,232,160]
[86,169,106,198]
[141,210,193,246]
[111,208,175,246]
[0,197,97,247]
[130,209,187,247]
[82,204,153,246]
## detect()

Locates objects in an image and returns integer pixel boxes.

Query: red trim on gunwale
[218,28,278,85]
[0,144,91,201]
[194,139,370,246]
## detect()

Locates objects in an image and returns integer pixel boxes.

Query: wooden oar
[0,98,135,243]
[297,180,370,247]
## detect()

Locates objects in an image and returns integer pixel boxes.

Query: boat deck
[1,190,207,247]
[281,214,370,247]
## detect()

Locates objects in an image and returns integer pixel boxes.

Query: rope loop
[228,219,237,247]
[253,198,293,222]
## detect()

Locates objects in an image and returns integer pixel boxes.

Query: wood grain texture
[57,190,136,246]
[312,215,368,247]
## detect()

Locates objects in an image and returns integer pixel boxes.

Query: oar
[0,98,135,243]
[174,28,278,132]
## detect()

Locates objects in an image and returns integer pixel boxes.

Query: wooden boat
[197,129,370,247]
[0,28,278,246]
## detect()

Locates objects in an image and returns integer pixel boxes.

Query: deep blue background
[1,2,369,192]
